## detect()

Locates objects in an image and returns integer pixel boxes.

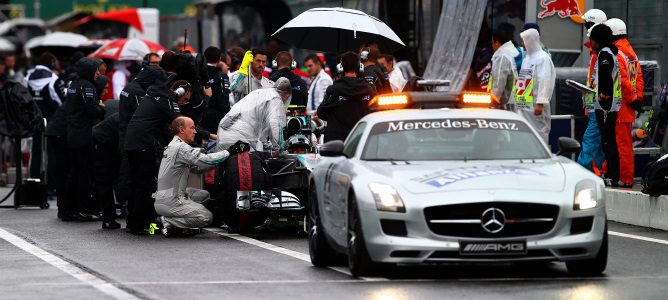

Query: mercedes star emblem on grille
[481,207,506,233]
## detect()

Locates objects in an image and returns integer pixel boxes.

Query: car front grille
[428,249,554,260]
[424,202,559,238]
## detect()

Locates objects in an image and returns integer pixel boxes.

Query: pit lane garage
[307,92,608,277]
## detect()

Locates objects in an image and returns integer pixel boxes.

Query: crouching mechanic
[154,116,243,236]
[217,77,293,151]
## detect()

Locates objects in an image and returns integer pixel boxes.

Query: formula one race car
[219,106,323,233]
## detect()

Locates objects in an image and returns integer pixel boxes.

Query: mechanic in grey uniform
[154,116,243,236]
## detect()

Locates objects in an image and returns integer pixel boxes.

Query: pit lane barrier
[606,188,668,232]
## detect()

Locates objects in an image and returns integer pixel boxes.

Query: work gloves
[238,51,254,76]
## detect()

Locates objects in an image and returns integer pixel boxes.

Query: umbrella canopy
[0,37,16,52]
[90,38,166,61]
[272,7,405,53]
[26,31,88,49]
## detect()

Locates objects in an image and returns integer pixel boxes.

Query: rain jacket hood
[135,65,165,90]
[520,29,541,54]
[75,58,100,83]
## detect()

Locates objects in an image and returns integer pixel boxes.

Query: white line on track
[22,274,668,287]
[204,228,387,281]
[0,227,141,300]
[609,230,668,245]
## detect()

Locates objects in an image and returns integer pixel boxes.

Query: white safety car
[307,92,607,277]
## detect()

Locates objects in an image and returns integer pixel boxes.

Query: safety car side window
[343,122,367,158]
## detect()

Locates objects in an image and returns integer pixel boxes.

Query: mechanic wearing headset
[269,51,308,107]
[317,51,375,143]
[359,43,391,95]
[124,79,210,235]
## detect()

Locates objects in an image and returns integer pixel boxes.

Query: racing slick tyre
[348,193,381,277]
[308,184,335,267]
[566,224,608,276]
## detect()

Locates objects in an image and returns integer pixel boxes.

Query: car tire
[348,193,380,277]
[566,224,608,276]
[308,184,335,267]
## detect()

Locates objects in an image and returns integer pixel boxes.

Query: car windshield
[361,118,550,161]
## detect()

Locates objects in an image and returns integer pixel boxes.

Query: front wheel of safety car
[348,193,381,277]
[566,225,608,276]
[308,184,335,267]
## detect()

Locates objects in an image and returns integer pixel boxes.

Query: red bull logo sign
[537,0,585,24]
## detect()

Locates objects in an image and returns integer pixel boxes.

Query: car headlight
[368,183,405,213]
[574,180,597,210]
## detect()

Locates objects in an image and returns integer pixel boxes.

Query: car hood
[362,160,565,194]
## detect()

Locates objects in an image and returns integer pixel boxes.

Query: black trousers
[126,149,158,231]
[116,154,131,206]
[48,136,69,216]
[93,142,120,222]
[65,146,95,215]
[596,110,619,182]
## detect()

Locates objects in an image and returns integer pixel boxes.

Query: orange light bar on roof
[462,91,495,104]
[369,94,410,110]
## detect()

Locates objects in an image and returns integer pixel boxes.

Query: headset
[360,47,371,62]
[272,51,297,70]
[174,82,192,97]
[336,60,364,75]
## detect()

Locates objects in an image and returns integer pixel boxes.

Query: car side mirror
[320,140,346,157]
[556,137,581,156]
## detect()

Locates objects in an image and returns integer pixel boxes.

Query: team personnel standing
[303,54,333,115]
[378,54,407,93]
[124,80,192,234]
[607,18,644,188]
[154,116,240,236]
[64,57,105,221]
[590,24,623,187]
[230,49,274,101]
[25,52,62,182]
[92,113,121,229]
[577,9,608,174]
[117,65,165,207]
[269,51,308,107]
[317,52,375,143]
[359,44,391,95]
[201,46,231,133]
[217,77,293,151]
[488,29,519,108]
[514,28,555,143]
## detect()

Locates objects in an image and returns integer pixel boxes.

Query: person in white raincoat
[489,29,520,108]
[514,28,556,143]
[217,77,293,151]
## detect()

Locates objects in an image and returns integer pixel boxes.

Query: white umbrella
[0,37,16,52]
[272,7,405,53]
[26,31,88,49]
